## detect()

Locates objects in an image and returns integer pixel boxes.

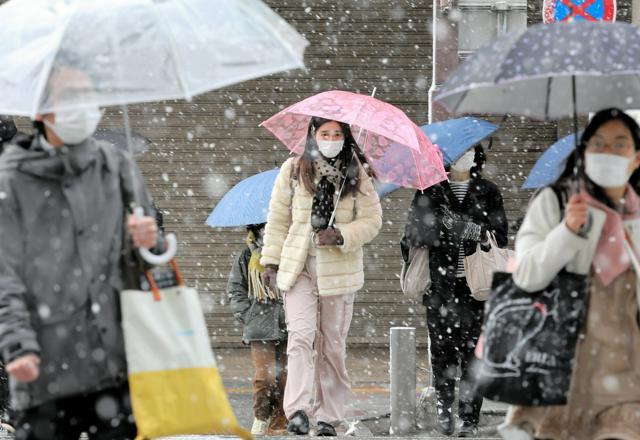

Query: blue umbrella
[421,117,499,166]
[207,168,396,228]
[207,169,280,228]
[522,134,577,190]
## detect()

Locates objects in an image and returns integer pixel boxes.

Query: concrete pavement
[217,346,507,439]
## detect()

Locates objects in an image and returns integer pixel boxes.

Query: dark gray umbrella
[435,20,640,120]
[0,116,16,143]
[93,128,151,155]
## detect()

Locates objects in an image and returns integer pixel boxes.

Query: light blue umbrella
[522,134,577,190]
[421,117,499,166]
[207,169,398,228]
[207,169,279,228]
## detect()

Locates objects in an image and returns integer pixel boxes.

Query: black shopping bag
[473,270,588,406]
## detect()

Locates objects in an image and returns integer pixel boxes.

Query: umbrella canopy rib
[153,6,191,101]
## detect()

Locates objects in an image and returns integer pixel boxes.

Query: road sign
[543,0,616,23]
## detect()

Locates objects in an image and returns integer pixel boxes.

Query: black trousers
[0,363,8,415]
[426,278,484,424]
[14,384,136,440]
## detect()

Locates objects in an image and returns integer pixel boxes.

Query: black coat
[403,177,509,295]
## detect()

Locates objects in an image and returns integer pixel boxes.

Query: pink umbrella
[260,90,446,190]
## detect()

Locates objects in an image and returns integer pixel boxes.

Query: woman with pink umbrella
[259,91,446,436]
[260,116,382,436]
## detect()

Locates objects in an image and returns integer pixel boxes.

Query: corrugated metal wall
[100,1,443,347]
[82,0,634,347]
[98,0,563,347]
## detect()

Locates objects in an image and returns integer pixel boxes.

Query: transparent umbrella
[0,0,308,116]
[0,0,308,263]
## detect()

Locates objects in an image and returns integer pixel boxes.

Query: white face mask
[44,107,102,145]
[584,153,634,188]
[451,151,476,172]
[317,140,344,159]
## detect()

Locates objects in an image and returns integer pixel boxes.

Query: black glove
[441,206,461,230]
[441,207,483,242]
[457,221,483,241]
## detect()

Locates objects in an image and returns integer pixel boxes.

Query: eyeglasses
[585,139,634,153]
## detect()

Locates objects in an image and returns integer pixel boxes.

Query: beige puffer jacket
[261,157,382,296]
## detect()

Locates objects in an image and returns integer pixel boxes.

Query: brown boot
[267,413,288,435]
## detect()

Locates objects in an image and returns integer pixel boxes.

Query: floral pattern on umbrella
[261,90,446,190]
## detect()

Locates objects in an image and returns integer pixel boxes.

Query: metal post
[494,0,510,35]
[389,327,416,435]
[428,0,459,124]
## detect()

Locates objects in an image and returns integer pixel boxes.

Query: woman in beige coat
[261,117,382,436]
[501,108,640,440]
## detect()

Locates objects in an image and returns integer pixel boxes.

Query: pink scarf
[580,185,640,286]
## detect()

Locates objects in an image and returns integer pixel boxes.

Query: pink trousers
[282,256,355,424]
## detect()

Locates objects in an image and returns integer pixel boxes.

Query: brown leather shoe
[268,413,288,433]
[267,427,288,436]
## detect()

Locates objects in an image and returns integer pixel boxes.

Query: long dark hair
[470,144,486,178]
[556,108,640,208]
[297,117,373,198]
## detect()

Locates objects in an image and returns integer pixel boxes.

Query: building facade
[102,0,631,347]
[103,1,439,347]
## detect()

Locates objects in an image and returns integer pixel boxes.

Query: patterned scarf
[246,230,280,301]
[581,184,640,286]
[311,158,343,231]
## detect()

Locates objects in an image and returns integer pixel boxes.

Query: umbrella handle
[133,206,178,265]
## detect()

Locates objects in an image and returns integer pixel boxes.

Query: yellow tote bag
[121,263,251,440]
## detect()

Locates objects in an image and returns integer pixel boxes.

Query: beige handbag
[400,246,431,299]
[464,232,514,301]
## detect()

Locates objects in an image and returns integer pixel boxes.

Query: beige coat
[502,187,640,440]
[261,157,382,296]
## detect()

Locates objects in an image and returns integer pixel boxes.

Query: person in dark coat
[0,67,160,440]
[0,116,18,155]
[228,224,288,436]
[0,115,18,428]
[403,144,508,437]
[0,255,16,433]
[0,117,39,432]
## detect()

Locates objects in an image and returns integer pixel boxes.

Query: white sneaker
[251,418,269,435]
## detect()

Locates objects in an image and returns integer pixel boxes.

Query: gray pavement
[219,347,506,439]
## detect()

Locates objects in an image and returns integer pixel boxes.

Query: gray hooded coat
[227,242,286,344]
[0,136,155,410]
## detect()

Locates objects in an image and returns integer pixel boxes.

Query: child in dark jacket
[228,224,287,436]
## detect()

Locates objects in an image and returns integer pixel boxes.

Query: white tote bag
[464,232,514,301]
[400,246,431,299]
[120,262,250,439]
